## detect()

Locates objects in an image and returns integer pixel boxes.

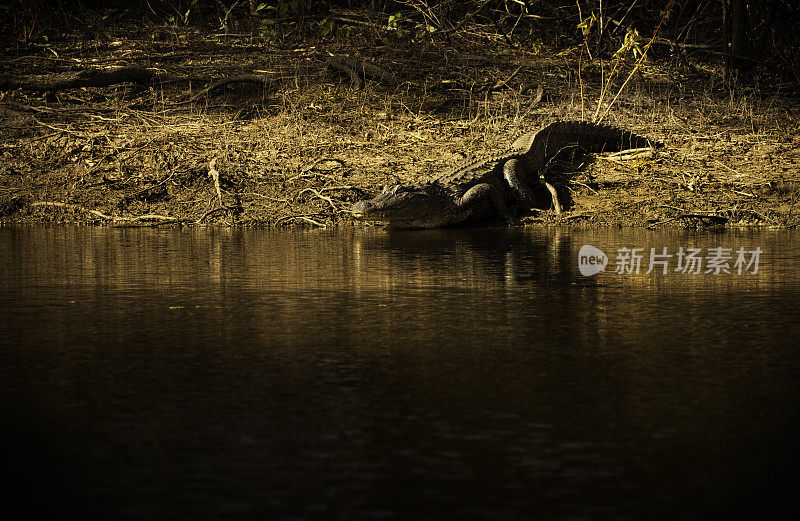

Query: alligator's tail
[516,120,662,171]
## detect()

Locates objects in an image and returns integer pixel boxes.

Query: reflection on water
[1,225,799,520]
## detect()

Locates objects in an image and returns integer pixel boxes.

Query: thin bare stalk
[596,0,674,124]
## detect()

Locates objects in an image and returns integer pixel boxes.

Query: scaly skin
[352,121,661,228]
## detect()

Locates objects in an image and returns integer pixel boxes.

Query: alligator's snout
[352,200,373,219]
[351,185,434,226]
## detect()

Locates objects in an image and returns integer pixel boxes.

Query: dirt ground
[2,19,799,229]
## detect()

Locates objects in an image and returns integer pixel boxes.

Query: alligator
[352,121,661,228]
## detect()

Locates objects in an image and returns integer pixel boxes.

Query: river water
[1,225,799,520]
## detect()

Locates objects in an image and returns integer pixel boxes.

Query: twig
[486,66,522,92]
[316,185,359,192]
[608,0,639,37]
[219,0,241,32]
[490,17,517,48]
[713,159,742,176]
[569,179,597,193]
[24,131,61,143]
[300,157,345,173]
[287,171,340,182]
[578,38,586,120]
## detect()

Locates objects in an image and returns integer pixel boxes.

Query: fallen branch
[300,157,346,173]
[32,118,99,138]
[1,66,173,91]
[178,74,285,104]
[111,215,188,227]
[482,66,522,92]
[120,214,182,222]
[326,55,399,88]
[275,215,326,227]
[604,147,657,160]
[316,185,360,193]
[298,187,340,211]
[30,201,185,225]
[208,157,223,207]
[31,201,112,220]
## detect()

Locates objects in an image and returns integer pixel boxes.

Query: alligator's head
[352,184,435,228]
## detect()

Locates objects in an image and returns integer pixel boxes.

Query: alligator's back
[514,121,661,173]
[432,152,513,191]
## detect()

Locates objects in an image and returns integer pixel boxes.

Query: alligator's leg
[457,182,519,225]
[503,159,538,207]
[502,159,562,215]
